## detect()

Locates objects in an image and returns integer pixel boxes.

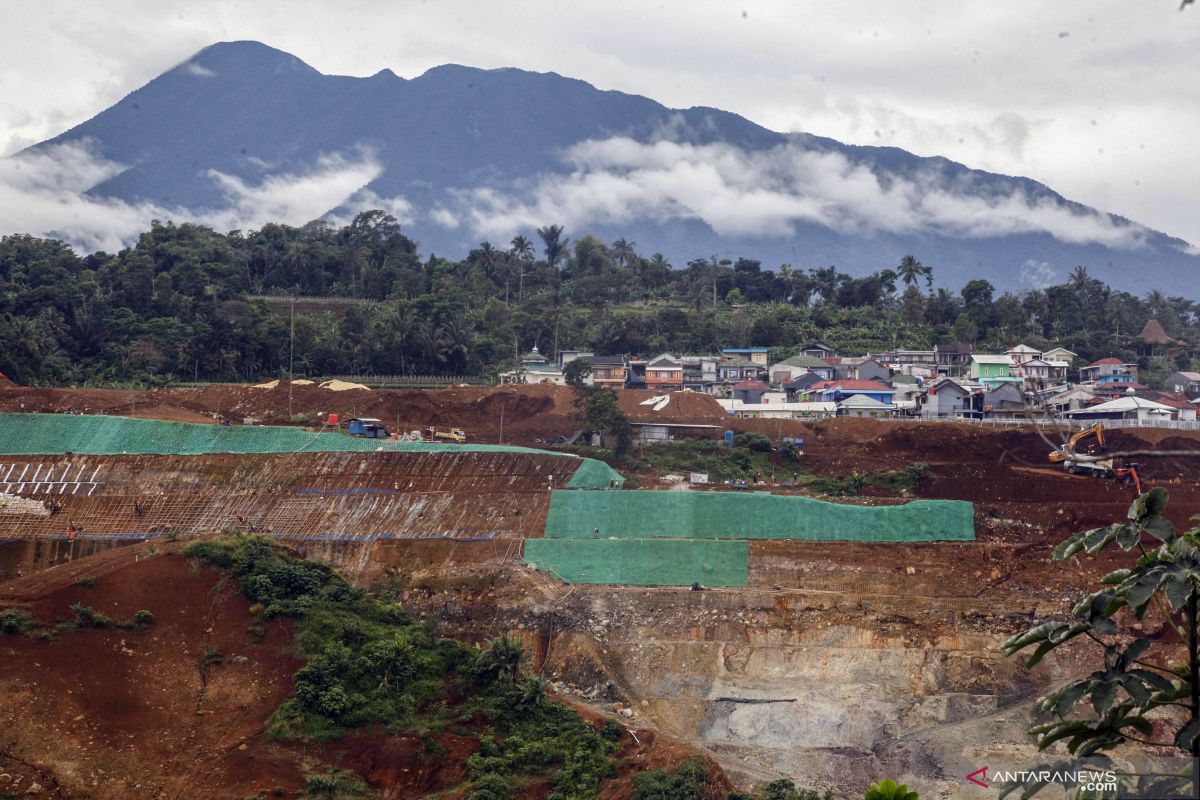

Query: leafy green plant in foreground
[1003,488,1200,799]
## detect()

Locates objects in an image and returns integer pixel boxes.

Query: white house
[1063,396,1175,423]
[1043,347,1078,365]
[837,394,896,418]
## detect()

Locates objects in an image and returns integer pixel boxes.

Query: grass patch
[185,532,621,800]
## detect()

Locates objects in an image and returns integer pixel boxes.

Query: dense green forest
[1,211,1197,386]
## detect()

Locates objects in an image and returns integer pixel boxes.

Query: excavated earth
[0,543,732,800]
[3,384,1200,797]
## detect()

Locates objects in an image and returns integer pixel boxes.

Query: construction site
[4,381,1200,799]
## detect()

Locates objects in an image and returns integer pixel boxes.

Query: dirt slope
[0,543,733,799]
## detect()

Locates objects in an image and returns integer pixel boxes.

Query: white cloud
[1019,259,1059,290]
[0,139,384,250]
[202,149,383,230]
[429,207,460,229]
[448,136,1147,249]
[182,62,215,77]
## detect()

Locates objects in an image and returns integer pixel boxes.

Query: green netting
[566,457,625,489]
[544,489,974,542]
[523,538,748,586]
[0,413,620,487]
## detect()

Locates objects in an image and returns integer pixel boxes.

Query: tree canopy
[1,213,1197,386]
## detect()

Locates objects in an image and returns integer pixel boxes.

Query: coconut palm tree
[895,255,932,288]
[1069,265,1092,292]
[536,225,567,273]
[509,234,535,302]
[611,237,636,269]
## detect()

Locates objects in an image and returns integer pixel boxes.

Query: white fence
[859,416,1200,432]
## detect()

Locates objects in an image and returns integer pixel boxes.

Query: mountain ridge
[27,39,1199,294]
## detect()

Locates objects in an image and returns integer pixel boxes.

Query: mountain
[29,40,1200,294]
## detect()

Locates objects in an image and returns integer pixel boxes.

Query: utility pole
[712,254,718,310]
[499,404,505,445]
[288,293,296,420]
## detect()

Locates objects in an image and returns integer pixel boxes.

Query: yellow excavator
[1048,422,1104,464]
[1048,422,1144,492]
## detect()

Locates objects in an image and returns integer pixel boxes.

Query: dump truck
[427,426,466,443]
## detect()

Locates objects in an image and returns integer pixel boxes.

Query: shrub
[759,778,833,800]
[69,604,112,629]
[74,575,96,588]
[304,768,366,798]
[600,719,624,741]
[465,771,513,800]
[0,609,35,636]
[632,757,713,800]
[134,609,154,625]
[733,432,773,452]
[864,779,918,800]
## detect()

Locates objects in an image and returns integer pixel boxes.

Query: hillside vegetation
[2,214,1196,386]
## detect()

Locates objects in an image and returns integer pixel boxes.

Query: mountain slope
[31,40,1200,293]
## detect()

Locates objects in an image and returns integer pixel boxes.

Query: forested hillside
[2,211,1196,386]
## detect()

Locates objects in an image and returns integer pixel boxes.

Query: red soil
[0,543,733,799]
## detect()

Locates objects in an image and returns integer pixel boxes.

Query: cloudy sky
[1,0,1197,244]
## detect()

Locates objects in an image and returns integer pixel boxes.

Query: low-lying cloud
[0,140,385,252]
[0,135,1153,257]
[446,136,1149,249]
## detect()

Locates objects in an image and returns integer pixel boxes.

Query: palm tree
[611,237,636,269]
[1069,265,1092,292]
[895,255,932,288]
[509,234,534,302]
[1145,289,1168,316]
[536,225,567,273]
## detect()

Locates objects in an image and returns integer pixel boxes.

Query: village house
[1063,395,1176,423]
[797,341,838,359]
[731,379,771,404]
[582,355,626,388]
[499,345,565,385]
[807,379,895,405]
[717,357,762,386]
[680,355,720,393]
[1079,357,1138,386]
[721,347,770,367]
[969,354,1022,390]
[983,382,1026,418]
[1005,344,1042,362]
[933,343,974,374]
[919,377,974,419]
[644,353,684,391]
[831,357,890,382]
[1042,347,1078,365]
[772,354,835,384]
[1044,385,1097,413]
[1013,358,1056,390]
[1135,319,1179,361]
[1136,390,1199,422]
[837,394,896,418]
[1165,371,1200,395]
[782,371,825,401]
[876,349,936,367]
